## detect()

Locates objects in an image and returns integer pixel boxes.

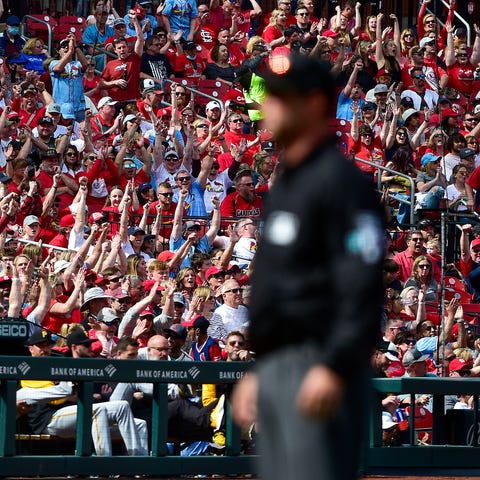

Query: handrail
[80,41,120,59]
[22,15,54,56]
[354,156,416,226]
[0,356,256,477]
[435,1,471,47]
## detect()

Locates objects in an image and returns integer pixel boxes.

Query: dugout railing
[0,356,256,477]
[364,376,480,476]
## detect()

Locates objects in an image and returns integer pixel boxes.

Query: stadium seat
[26,15,58,43]
[58,16,86,31]
[54,25,83,43]
[195,79,229,107]
[328,119,351,156]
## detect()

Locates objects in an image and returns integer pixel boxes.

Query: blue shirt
[82,24,114,49]
[170,235,211,269]
[336,92,364,121]
[123,14,158,38]
[162,0,198,39]
[173,180,207,217]
[49,60,85,114]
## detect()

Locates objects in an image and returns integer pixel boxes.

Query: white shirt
[214,303,249,334]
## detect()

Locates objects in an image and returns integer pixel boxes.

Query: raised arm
[470,24,480,67]
[350,103,360,142]
[445,22,456,67]
[204,196,221,244]
[197,147,215,189]
[130,10,145,58]
[375,13,385,69]
[171,189,187,242]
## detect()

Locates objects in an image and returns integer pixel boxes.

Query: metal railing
[0,356,256,477]
[434,1,471,46]
[5,358,480,476]
[354,157,416,226]
[22,15,54,56]
[365,377,480,476]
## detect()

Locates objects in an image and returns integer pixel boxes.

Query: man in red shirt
[224,112,260,167]
[90,96,119,144]
[174,41,206,81]
[136,80,164,120]
[101,11,145,103]
[117,156,151,190]
[393,230,425,283]
[220,170,263,219]
[11,82,53,129]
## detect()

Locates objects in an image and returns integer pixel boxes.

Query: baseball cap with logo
[46,103,61,114]
[61,103,75,120]
[206,101,222,111]
[67,329,93,347]
[26,329,54,346]
[460,147,476,160]
[98,96,118,109]
[402,348,429,367]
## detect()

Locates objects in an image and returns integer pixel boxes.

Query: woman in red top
[417,0,454,52]
[43,269,85,334]
[424,129,447,157]
[445,23,480,98]
[83,56,103,106]
[349,104,385,178]
[400,28,418,59]
[262,10,287,49]
[76,149,119,214]
[102,185,130,235]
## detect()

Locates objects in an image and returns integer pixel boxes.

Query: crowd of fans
[0,0,479,454]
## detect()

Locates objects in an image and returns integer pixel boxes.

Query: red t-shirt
[220,191,263,218]
[174,54,206,81]
[37,170,75,213]
[224,130,259,167]
[101,52,142,102]
[11,97,46,128]
[118,168,150,190]
[90,113,116,145]
[347,135,385,175]
[195,22,218,50]
[446,62,479,97]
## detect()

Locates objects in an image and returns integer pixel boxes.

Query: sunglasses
[228,340,245,346]
[414,74,426,79]
[224,288,242,294]
[165,157,178,162]
[230,118,243,123]
[177,176,191,182]
[403,34,414,38]
[159,192,173,197]
[197,124,208,128]
[101,319,119,326]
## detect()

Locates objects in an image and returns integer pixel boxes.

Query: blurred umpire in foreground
[231,56,385,480]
